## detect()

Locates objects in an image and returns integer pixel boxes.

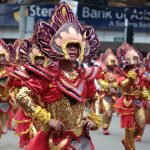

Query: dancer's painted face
[35,56,45,67]
[0,54,6,64]
[66,43,79,62]
[125,50,140,67]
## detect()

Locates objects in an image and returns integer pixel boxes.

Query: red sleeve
[116,76,126,84]
[86,79,96,98]
[96,71,105,80]
[8,79,22,88]
[24,75,48,96]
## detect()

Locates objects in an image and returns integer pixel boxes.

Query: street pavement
[0,115,150,150]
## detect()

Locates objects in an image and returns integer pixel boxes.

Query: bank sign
[28,4,150,31]
[1,3,150,31]
[78,5,150,31]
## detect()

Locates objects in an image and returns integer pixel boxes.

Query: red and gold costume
[16,2,101,150]
[139,52,150,140]
[6,39,24,131]
[142,52,150,114]
[0,40,16,137]
[0,39,31,147]
[115,43,145,150]
[96,49,119,135]
[12,38,49,148]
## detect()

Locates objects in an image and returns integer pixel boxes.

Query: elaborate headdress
[19,38,49,67]
[0,40,15,63]
[116,43,143,66]
[13,39,23,62]
[144,52,150,66]
[35,2,99,62]
[100,48,118,66]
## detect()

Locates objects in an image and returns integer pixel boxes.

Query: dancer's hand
[49,119,65,131]
[109,87,117,94]
[83,116,96,130]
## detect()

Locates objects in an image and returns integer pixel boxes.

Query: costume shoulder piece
[35,2,99,62]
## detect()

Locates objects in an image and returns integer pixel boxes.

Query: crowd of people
[0,2,150,150]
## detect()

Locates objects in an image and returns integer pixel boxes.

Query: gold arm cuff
[98,80,109,90]
[33,106,51,126]
[88,113,102,130]
[148,95,150,101]
[127,70,137,80]
[112,82,117,88]
[33,106,42,120]
[141,88,150,100]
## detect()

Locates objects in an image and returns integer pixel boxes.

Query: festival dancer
[115,43,145,150]
[0,40,16,138]
[142,52,150,123]
[12,38,49,148]
[138,52,150,141]
[6,39,24,131]
[96,49,119,135]
[16,2,101,150]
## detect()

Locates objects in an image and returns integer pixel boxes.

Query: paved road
[0,115,150,150]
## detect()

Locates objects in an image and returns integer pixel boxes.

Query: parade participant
[12,38,49,148]
[115,43,145,150]
[142,52,150,122]
[6,39,24,131]
[0,40,15,138]
[16,2,101,150]
[139,52,150,141]
[96,49,119,135]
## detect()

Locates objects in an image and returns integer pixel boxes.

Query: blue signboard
[28,4,55,22]
[77,5,150,31]
[0,3,150,32]
[0,4,20,27]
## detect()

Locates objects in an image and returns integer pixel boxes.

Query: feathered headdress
[100,48,118,66]
[35,2,99,62]
[0,40,15,63]
[13,39,23,62]
[19,38,49,67]
[116,42,143,66]
[144,52,150,66]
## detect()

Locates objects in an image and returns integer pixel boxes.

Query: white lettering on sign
[130,9,150,21]
[130,9,139,20]
[116,12,124,19]
[82,7,112,19]
[109,21,114,27]
[29,5,53,17]
[139,22,150,28]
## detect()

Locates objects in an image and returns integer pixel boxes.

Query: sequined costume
[0,40,16,137]
[142,52,150,113]
[5,39,24,131]
[138,52,150,141]
[12,38,49,148]
[114,43,145,150]
[0,39,32,147]
[96,49,119,135]
[16,2,101,150]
